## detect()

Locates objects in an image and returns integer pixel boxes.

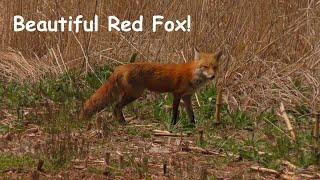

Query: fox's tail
[80,73,121,119]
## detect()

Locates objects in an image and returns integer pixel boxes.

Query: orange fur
[80,49,222,124]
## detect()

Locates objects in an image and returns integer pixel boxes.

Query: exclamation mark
[187,15,191,32]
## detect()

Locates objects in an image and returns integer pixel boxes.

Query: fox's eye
[202,65,209,69]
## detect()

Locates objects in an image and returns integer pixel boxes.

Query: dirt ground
[2,114,318,180]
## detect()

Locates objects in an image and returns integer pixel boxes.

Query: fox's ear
[215,50,223,62]
[194,47,200,60]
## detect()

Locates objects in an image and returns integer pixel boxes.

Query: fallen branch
[181,145,239,158]
[250,165,279,175]
[300,173,317,179]
[186,146,220,155]
[128,124,154,127]
[153,130,187,137]
[281,160,298,170]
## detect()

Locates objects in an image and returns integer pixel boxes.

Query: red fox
[80,49,222,125]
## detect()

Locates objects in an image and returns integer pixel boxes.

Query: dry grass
[0,0,319,114]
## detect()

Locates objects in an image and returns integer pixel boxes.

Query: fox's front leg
[171,94,181,125]
[182,95,195,124]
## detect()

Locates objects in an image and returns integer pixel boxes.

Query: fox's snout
[195,69,216,81]
[203,71,215,80]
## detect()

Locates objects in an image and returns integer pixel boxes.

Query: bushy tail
[80,73,121,119]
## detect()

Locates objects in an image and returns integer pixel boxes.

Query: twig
[116,32,148,60]
[278,102,296,141]
[281,160,298,170]
[50,48,63,74]
[250,165,279,175]
[182,145,239,158]
[101,55,125,65]
[153,130,187,137]
[71,31,103,84]
[57,44,71,82]
[99,25,147,60]
[263,117,292,139]
[300,173,317,178]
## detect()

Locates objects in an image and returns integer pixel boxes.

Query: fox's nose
[209,75,215,80]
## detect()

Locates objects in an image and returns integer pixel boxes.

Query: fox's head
[193,48,223,81]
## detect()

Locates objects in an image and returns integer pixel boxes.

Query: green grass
[43,149,73,171]
[87,166,104,175]
[124,126,151,138]
[0,125,10,134]
[41,131,90,171]
[0,66,112,174]
[1,65,319,174]
[137,82,319,170]
[0,154,35,175]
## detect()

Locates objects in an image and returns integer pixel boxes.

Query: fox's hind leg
[113,95,138,124]
[113,75,145,124]
[113,87,144,124]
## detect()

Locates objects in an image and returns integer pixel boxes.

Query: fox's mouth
[209,75,215,80]
[200,72,215,80]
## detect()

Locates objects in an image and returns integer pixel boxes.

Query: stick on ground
[250,165,279,175]
[278,102,296,141]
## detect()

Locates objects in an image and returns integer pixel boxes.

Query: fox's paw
[118,119,127,126]
[213,121,222,126]
[171,119,177,125]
